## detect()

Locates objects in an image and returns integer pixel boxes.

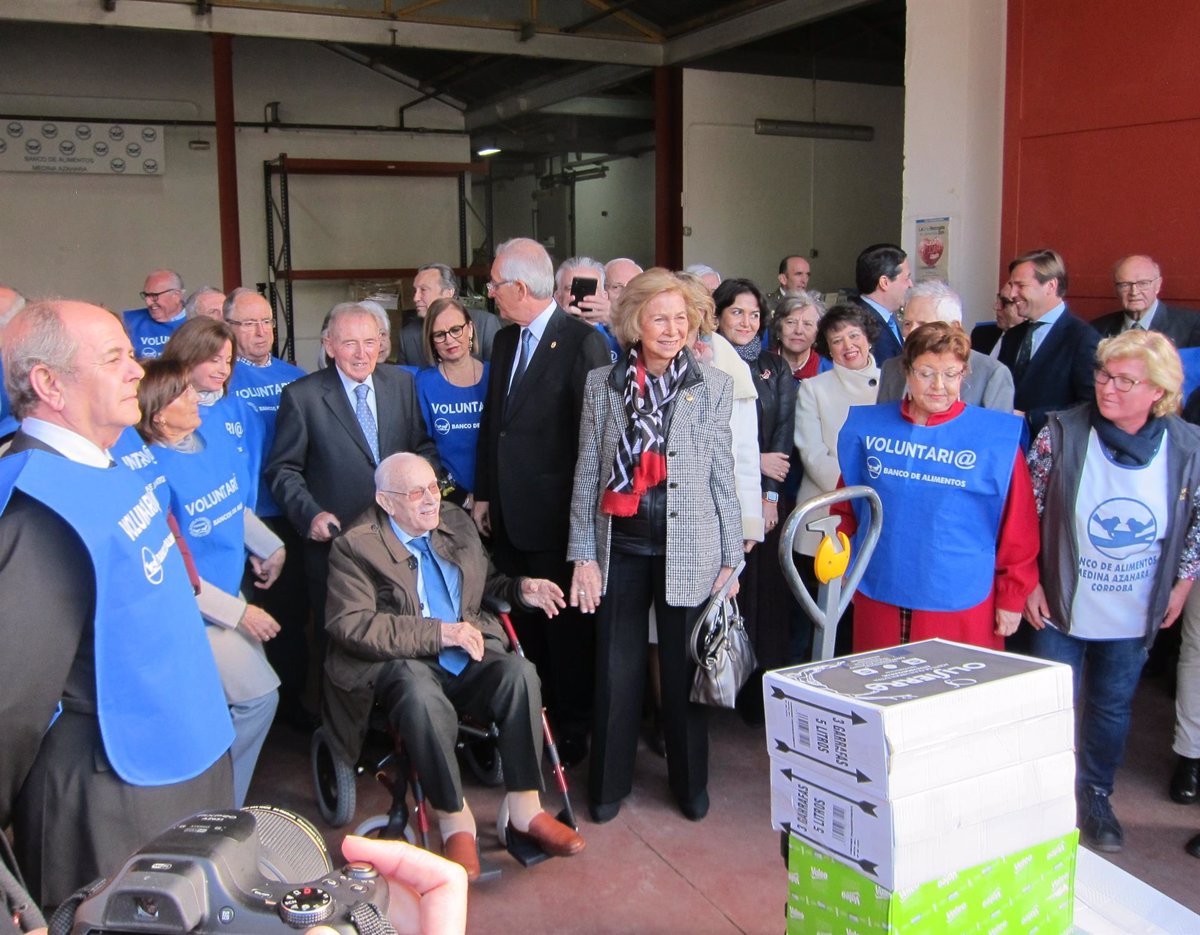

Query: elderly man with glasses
[1091,255,1200,347]
[123,268,188,358]
[323,452,584,881]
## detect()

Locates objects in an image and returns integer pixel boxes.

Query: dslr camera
[60,806,389,934]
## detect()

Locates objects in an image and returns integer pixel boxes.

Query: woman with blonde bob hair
[1026,328,1200,854]
[568,267,743,825]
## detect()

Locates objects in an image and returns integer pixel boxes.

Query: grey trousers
[1174,585,1200,757]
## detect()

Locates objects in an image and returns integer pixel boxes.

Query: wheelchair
[310,598,577,876]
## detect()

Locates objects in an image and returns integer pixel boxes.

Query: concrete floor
[248,668,1200,934]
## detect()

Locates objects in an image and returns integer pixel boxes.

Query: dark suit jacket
[475,305,610,553]
[998,308,1100,435]
[267,364,440,535]
[397,308,501,367]
[850,295,902,363]
[970,322,1004,354]
[1091,303,1200,348]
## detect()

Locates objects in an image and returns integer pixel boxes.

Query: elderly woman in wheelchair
[316,452,584,882]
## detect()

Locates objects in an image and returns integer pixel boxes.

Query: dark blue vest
[838,402,1022,611]
[0,448,233,784]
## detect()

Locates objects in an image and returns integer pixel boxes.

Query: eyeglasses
[431,323,469,344]
[227,318,274,331]
[1114,278,1159,293]
[910,368,965,384]
[140,288,180,301]
[381,482,441,503]
[486,279,514,294]
[1094,368,1148,392]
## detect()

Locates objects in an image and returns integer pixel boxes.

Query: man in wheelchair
[322,452,585,881]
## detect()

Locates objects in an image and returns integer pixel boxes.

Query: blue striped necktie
[354,383,380,464]
[407,535,469,675]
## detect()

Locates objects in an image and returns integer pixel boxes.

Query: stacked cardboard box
[764,639,1078,932]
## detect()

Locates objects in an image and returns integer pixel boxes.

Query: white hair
[556,256,606,290]
[905,279,962,324]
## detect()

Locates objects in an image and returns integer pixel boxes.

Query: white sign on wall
[914,216,950,283]
[0,120,166,175]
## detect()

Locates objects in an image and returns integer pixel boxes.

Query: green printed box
[786,830,1076,934]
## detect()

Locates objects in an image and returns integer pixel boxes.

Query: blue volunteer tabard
[199,391,261,513]
[122,308,183,360]
[415,363,489,492]
[151,426,251,595]
[0,448,233,785]
[837,401,1023,611]
[228,357,305,517]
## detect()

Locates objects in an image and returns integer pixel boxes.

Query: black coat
[1091,303,1200,348]
[998,309,1100,436]
[748,349,797,494]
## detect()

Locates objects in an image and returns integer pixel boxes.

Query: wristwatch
[763,492,780,503]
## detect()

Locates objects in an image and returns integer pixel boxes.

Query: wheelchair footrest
[503,823,552,868]
[476,854,504,883]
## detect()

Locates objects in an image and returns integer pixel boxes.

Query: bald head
[604,258,642,306]
[374,453,441,536]
[1113,254,1163,319]
[225,288,275,364]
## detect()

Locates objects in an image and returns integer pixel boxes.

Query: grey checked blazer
[568,352,744,607]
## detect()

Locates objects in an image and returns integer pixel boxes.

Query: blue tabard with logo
[415,363,489,492]
[200,391,260,514]
[153,427,250,596]
[228,357,305,517]
[837,402,1023,611]
[111,427,169,508]
[122,308,183,360]
[0,448,233,784]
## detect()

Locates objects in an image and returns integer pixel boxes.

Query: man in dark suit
[851,244,912,363]
[473,238,611,764]
[998,248,1100,435]
[0,300,233,907]
[969,284,1021,357]
[397,263,500,367]
[267,301,441,633]
[1091,255,1200,347]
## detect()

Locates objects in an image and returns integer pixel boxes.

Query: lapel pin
[550,341,558,349]
[685,393,694,402]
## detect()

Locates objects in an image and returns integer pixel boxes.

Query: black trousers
[488,509,594,744]
[589,551,708,806]
[374,649,544,812]
[243,515,311,714]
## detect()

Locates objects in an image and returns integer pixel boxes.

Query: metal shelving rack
[263,153,493,362]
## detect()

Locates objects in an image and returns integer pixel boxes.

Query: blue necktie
[887,313,901,343]
[510,328,534,391]
[354,383,380,464]
[407,536,469,675]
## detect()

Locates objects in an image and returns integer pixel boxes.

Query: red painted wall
[1001,0,1200,319]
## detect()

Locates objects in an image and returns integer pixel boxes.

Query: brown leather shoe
[521,812,586,857]
[442,831,481,882]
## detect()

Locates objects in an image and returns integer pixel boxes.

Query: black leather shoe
[1171,756,1200,804]
[588,800,621,824]
[557,735,588,769]
[1186,831,1200,858]
[677,790,709,822]
[1079,788,1123,853]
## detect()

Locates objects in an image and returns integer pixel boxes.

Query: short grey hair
[494,238,555,300]
[359,300,391,337]
[0,285,27,327]
[684,263,721,284]
[325,301,380,339]
[147,268,184,292]
[556,256,606,291]
[184,286,224,318]
[777,291,826,319]
[223,286,262,319]
[416,263,459,295]
[4,300,80,419]
[905,279,962,324]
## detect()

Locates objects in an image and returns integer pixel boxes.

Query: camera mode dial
[279,886,335,927]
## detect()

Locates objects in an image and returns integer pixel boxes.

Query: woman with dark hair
[415,297,489,506]
[568,268,743,824]
[790,303,882,655]
[160,317,261,481]
[1025,329,1200,854]
[834,321,1038,652]
[712,278,797,681]
[136,358,284,808]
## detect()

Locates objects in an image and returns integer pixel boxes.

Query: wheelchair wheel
[311,726,356,827]
[460,736,504,787]
[353,813,416,844]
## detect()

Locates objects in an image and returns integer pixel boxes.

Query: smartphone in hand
[570,276,598,308]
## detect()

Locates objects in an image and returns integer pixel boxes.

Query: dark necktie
[1013,321,1044,381]
[354,383,380,464]
[510,328,533,391]
[407,535,469,675]
[1129,321,1143,331]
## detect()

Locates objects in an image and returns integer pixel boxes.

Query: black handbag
[689,563,755,708]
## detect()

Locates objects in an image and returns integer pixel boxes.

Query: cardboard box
[771,750,1075,890]
[763,640,1074,798]
[786,829,1076,934]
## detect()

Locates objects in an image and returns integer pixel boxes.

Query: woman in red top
[835,321,1039,651]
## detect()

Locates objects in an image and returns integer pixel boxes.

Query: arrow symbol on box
[779,823,879,877]
[774,739,873,784]
[770,686,867,725]
[778,768,877,816]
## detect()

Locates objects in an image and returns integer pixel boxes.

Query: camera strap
[349,901,398,935]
